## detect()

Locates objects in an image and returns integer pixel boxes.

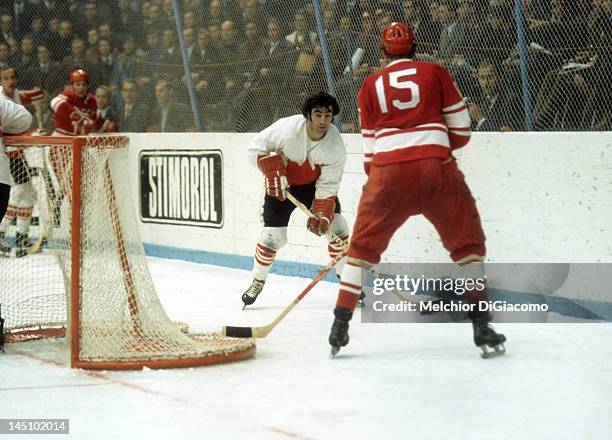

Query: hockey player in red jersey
[50,69,118,195]
[0,67,44,256]
[328,22,506,358]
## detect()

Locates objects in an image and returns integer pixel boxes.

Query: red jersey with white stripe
[357,59,471,168]
[50,88,116,135]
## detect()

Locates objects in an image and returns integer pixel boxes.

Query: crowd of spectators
[1,0,610,133]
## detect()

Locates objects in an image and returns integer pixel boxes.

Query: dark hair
[301,91,340,118]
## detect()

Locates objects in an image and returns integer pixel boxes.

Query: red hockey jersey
[50,88,117,135]
[357,59,471,169]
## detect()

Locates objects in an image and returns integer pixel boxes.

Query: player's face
[72,80,88,98]
[0,69,17,96]
[307,106,334,140]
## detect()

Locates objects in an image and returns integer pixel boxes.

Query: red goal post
[1,134,255,369]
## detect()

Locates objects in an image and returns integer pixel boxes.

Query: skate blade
[330,346,341,358]
[479,343,506,359]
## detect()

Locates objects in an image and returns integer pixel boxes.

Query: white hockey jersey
[247,114,346,199]
[0,97,33,186]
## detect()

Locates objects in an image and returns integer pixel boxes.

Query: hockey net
[0,134,255,369]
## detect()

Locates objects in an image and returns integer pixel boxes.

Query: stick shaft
[224,252,345,338]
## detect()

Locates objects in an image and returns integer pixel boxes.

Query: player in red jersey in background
[328,22,506,358]
[50,69,117,195]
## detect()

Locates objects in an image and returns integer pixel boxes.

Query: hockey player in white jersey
[0,91,34,255]
[0,67,44,256]
[242,92,356,308]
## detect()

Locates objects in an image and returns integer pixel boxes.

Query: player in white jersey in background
[0,93,34,254]
[242,92,359,308]
[0,67,43,256]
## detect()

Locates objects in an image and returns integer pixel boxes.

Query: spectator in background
[98,23,119,52]
[242,0,265,31]
[191,28,220,107]
[85,28,99,61]
[50,20,73,62]
[207,0,225,27]
[136,31,161,89]
[207,24,222,52]
[158,28,181,80]
[117,0,142,44]
[182,28,196,61]
[476,2,517,64]
[117,79,147,132]
[238,21,263,63]
[146,80,193,132]
[92,39,115,87]
[12,0,38,37]
[95,85,118,124]
[61,37,91,73]
[28,17,48,46]
[112,36,140,88]
[437,0,460,63]
[16,36,36,72]
[0,14,16,49]
[216,20,241,99]
[183,11,199,30]
[23,45,62,94]
[144,3,163,34]
[468,59,524,131]
[285,10,317,49]
[160,0,175,28]
[402,0,441,57]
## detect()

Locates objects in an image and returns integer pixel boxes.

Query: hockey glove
[257,155,288,201]
[307,197,335,236]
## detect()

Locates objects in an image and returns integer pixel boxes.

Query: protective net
[0,134,255,369]
[1,0,609,133]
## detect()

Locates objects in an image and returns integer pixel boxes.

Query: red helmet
[381,22,415,56]
[69,69,89,83]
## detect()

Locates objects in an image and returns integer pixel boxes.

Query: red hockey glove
[257,155,288,201]
[363,162,371,176]
[307,197,335,236]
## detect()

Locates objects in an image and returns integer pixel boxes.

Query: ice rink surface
[3,257,612,439]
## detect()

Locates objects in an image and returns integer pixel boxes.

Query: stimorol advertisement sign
[139,150,223,228]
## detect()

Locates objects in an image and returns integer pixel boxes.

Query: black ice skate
[472,318,506,359]
[329,307,352,357]
[357,291,366,308]
[241,279,265,309]
[14,232,32,258]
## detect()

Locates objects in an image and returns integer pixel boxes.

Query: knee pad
[258,227,287,251]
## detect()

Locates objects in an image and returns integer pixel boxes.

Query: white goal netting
[0,135,255,369]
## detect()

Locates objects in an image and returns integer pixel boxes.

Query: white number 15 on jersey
[374,68,421,113]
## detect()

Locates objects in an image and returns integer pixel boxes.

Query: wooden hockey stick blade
[222,253,346,338]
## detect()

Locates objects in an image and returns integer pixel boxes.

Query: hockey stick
[26,103,56,255]
[222,252,346,338]
[285,192,443,313]
[26,152,56,255]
